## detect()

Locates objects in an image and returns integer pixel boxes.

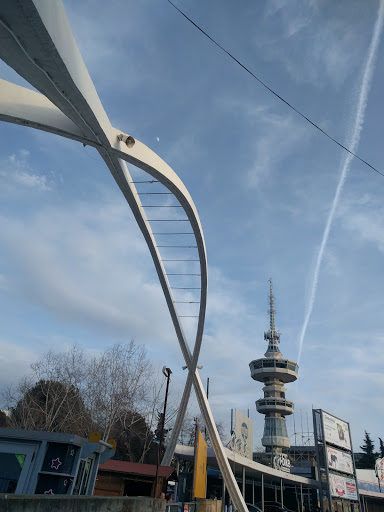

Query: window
[0,442,36,494]
[73,457,94,495]
[0,453,24,493]
[263,418,288,438]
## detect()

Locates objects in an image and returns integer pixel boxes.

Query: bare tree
[178,412,228,447]
[85,341,156,439]
[2,341,167,463]
[3,346,91,435]
[6,378,91,435]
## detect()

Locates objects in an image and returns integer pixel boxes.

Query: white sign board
[329,474,358,501]
[322,411,351,451]
[231,409,253,459]
[327,446,353,475]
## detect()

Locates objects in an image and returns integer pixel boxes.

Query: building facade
[0,427,114,495]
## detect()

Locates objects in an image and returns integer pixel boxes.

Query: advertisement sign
[322,411,351,451]
[231,409,253,460]
[329,474,358,500]
[193,429,207,499]
[345,477,358,500]
[327,446,353,475]
[273,453,291,473]
[375,457,384,487]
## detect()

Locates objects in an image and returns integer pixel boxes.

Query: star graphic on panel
[51,457,62,470]
[44,489,54,495]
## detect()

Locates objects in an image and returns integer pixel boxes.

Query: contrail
[297,0,384,364]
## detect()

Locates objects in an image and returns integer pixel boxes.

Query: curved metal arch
[0,2,247,510]
[0,79,208,372]
[0,79,206,465]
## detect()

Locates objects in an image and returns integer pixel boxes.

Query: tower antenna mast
[269,278,276,339]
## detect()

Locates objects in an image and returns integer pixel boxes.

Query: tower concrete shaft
[249,280,299,454]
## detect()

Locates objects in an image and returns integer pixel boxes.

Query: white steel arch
[0,3,247,511]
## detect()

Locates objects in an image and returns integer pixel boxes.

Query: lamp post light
[158,366,172,463]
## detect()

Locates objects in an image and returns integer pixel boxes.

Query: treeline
[356,431,384,469]
[0,342,171,464]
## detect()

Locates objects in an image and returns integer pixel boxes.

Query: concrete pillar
[242,467,246,498]
[261,474,264,512]
[300,484,303,512]
[174,459,180,502]
[222,480,226,512]
[281,479,283,507]
[252,480,255,505]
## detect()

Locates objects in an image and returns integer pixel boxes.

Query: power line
[167,0,384,179]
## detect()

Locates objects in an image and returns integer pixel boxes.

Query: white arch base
[0,3,247,511]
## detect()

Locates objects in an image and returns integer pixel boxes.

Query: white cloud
[245,113,310,189]
[215,96,311,189]
[0,150,52,193]
[0,338,37,393]
[257,0,368,89]
[163,132,202,169]
[0,198,176,345]
[12,170,50,190]
[341,204,384,254]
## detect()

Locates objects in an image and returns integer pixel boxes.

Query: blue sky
[1,0,384,452]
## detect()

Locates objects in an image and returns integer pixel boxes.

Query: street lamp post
[153,366,172,498]
[158,366,172,464]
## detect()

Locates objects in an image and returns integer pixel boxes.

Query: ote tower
[249,280,298,455]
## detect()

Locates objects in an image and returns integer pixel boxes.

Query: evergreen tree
[379,437,384,458]
[154,412,169,450]
[112,411,157,464]
[357,431,377,469]
[11,379,91,435]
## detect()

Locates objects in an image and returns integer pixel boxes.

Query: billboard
[322,411,351,451]
[329,473,357,501]
[231,409,253,460]
[193,429,207,499]
[327,446,353,475]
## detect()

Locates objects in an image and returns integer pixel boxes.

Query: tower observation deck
[249,280,298,454]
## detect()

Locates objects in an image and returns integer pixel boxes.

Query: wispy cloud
[341,198,384,254]
[245,112,310,189]
[0,338,37,390]
[0,150,52,193]
[215,96,311,189]
[0,198,175,344]
[258,0,369,88]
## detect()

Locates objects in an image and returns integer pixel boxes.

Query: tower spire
[269,278,275,333]
[264,279,280,354]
